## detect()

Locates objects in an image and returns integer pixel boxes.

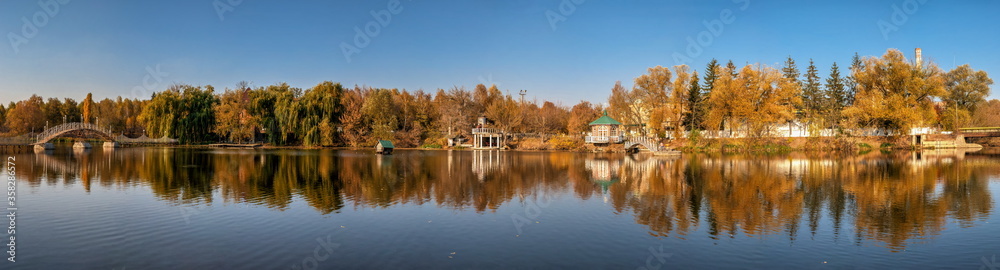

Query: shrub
[517,138,548,150]
[547,136,582,150]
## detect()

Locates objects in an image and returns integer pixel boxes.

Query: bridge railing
[959,127,1000,133]
[34,122,116,144]
[623,136,663,151]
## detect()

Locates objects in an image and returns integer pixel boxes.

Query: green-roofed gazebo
[589,111,623,126]
[585,111,624,144]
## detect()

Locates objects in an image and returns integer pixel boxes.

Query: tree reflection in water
[18,148,998,251]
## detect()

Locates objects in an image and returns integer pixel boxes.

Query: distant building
[446,134,467,147]
[375,140,394,155]
[585,111,624,144]
[472,116,505,149]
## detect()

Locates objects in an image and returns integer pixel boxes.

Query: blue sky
[2,0,998,106]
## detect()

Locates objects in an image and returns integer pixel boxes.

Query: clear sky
[2,0,998,106]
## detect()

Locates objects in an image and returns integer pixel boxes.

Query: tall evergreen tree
[702,59,720,92]
[845,52,862,106]
[725,60,738,77]
[802,59,825,119]
[782,56,805,118]
[781,56,800,82]
[825,62,847,116]
[683,71,703,129]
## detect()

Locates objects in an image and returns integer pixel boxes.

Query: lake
[7,147,1000,269]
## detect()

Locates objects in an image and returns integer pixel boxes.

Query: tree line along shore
[0,48,995,152]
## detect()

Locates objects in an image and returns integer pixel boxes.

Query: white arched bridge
[33,122,116,145]
[0,122,177,146]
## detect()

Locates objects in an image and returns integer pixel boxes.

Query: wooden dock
[208,143,263,148]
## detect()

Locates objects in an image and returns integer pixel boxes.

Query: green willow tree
[298,81,345,147]
[139,85,218,143]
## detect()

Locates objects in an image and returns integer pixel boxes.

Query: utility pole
[519,90,527,104]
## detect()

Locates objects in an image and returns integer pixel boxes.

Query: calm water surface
[8,147,1000,269]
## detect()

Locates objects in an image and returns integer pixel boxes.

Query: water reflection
[18,148,999,251]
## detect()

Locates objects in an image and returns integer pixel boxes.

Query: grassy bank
[674,136,914,154]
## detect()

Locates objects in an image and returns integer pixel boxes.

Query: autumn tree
[607,81,643,133]
[567,101,601,135]
[633,66,674,136]
[538,101,568,134]
[843,49,946,135]
[433,87,475,137]
[339,87,368,147]
[362,88,398,142]
[520,102,542,133]
[6,95,45,134]
[392,89,434,148]
[4,95,45,134]
[705,64,801,137]
[472,84,503,114]
[944,64,993,113]
[214,87,256,143]
[971,99,1000,127]
[81,93,95,124]
[485,95,523,134]
[669,65,695,138]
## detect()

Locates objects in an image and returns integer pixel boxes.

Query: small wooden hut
[375,140,395,155]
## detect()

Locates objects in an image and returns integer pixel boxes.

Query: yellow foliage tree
[843,49,945,136]
[706,64,801,138]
